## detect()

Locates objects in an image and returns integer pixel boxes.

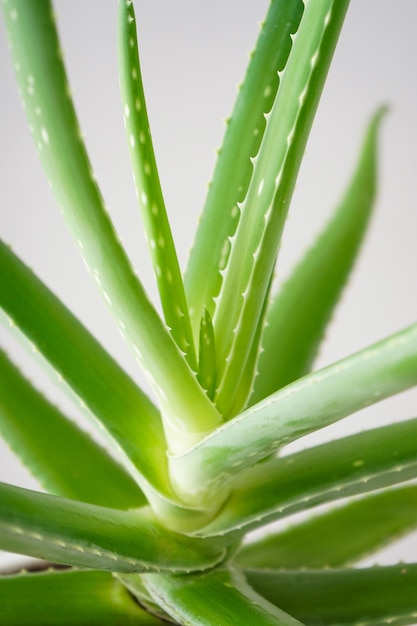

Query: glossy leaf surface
[200,417,417,536]
[171,324,417,502]
[3,0,221,450]
[0,483,225,573]
[252,107,385,403]
[143,566,303,626]
[237,485,417,568]
[0,349,145,509]
[246,565,417,626]
[0,568,163,625]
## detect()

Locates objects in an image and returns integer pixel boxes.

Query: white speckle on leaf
[135,98,141,111]
[41,127,49,145]
[139,131,146,144]
[131,67,138,80]
[124,103,130,118]
[263,85,272,98]
[140,191,148,205]
[150,238,156,250]
[144,161,151,176]
[257,178,264,197]
[10,7,18,21]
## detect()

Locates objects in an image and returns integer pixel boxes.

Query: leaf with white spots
[237,485,417,569]
[245,565,417,626]
[3,0,222,452]
[185,0,304,343]
[0,483,225,573]
[197,308,217,399]
[169,323,417,504]
[0,243,216,530]
[0,349,146,510]
[118,0,196,370]
[143,566,303,626]
[0,569,165,625]
[200,417,417,537]
[251,107,386,405]
[213,1,350,418]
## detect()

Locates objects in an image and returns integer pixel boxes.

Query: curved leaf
[0,349,146,509]
[143,566,303,626]
[237,485,417,569]
[185,0,304,340]
[170,323,417,502]
[246,565,417,626]
[0,568,163,625]
[3,0,221,450]
[252,107,386,404]
[200,417,417,536]
[118,0,196,369]
[0,483,225,573]
[213,0,350,417]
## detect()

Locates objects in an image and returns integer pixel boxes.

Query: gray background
[1,1,417,568]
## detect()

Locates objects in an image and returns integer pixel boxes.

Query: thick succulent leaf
[0,483,225,573]
[0,568,163,625]
[197,308,217,399]
[0,349,145,509]
[237,485,417,569]
[117,573,173,623]
[143,566,304,626]
[3,0,221,449]
[185,0,304,340]
[0,243,172,511]
[252,107,386,404]
[245,565,417,626]
[199,416,417,537]
[213,0,350,418]
[118,0,196,369]
[170,323,417,503]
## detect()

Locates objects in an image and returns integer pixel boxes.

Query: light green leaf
[0,349,146,509]
[200,416,417,537]
[0,483,225,573]
[252,107,386,404]
[237,485,417,569]
[170,323,417,503]
[118,0,196,369]
[197,308,217,399]
[3,0,221,449]
[185,0,304,341]
[143,566,304,626]
[245,565,417,626]
[213,0,350,418]
[0,568,163,625]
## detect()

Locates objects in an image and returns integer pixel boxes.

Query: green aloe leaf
[0,243,165,502]
[197,308,217,399]
[251,107,386,404]
[0,244,217,530]
[0,349,145,509]
[143,566,303,626]
[118,0,196,369]
[0,482,225,573]
[170,323,417,503]
[3,0,221,450]
[237,485,417,569]
[0,568,164,625]
[245,565,417,626]
[213,0,350,418]
[200,416,417,537]
[185,0,304,341]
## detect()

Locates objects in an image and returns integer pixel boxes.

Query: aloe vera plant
[1,0,417,623]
